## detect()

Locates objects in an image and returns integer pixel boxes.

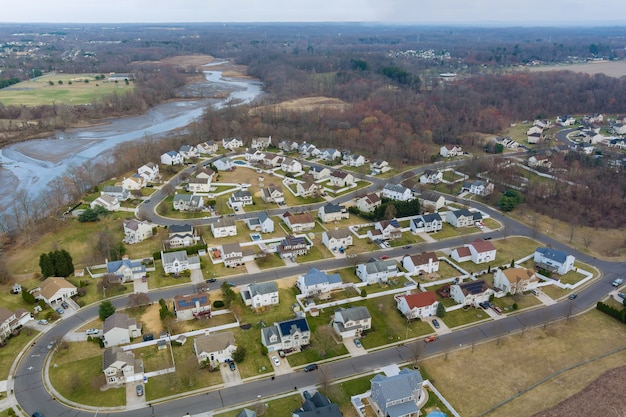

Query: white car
[271,356,281,366]
[85,328,100,335]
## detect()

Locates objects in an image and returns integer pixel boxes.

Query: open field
[0,73,134,106]
[526,60,626,78]
[250,96,351,116]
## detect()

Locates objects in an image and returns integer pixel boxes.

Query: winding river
[0,61,263,209]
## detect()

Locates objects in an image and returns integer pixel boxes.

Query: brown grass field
[249,96,351,116]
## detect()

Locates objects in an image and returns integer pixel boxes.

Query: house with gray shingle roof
[244,211,274,233]
[103,346,141,385]
[332,306,371,339]
[297,268,342,297]
[382,183,414,201]
[261,317,310,352]
[241,281,279,309]
[317,202,349,223]
[356,259,399,284]
[321,228,353,251]
[446,208,481,228]
[292,392,342,417]
[410,213,443,233]
[161,250,190,274]
[370,368,424,417]
[173,193,204,211]
[102,313,142,347]
[194,331,237,367]
[106,258,146,283]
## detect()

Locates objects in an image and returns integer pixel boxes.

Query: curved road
[13,152,625,417]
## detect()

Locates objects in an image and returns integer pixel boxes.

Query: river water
[0,62,263,209]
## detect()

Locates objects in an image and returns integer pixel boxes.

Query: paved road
[13,152,625,417]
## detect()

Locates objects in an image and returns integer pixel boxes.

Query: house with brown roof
[283,211,315,232]
[402,252,439,275]
[103,347,141,385]
[468,238,497,264]
[261,185,285,204]
[277,235,310,259]
[36,277,77,306]
[194,332,237,367]
[451,246,472,263]
[494,267,539,295]
[356,192,382,213]
[297,180,322,198]
[329,170,354,187]
[395,291,439,320]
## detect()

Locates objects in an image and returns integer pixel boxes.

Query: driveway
[220,361,241,387]
[133,278,149,293]
[126,381,146,408]
[190,269,205,285]
[344,337,367,357]
[269,355,292,375]
[245,261,261,274]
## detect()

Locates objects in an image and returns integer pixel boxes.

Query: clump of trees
[39,249,74,278]
[78,206,109,222]
[497,189,524,212]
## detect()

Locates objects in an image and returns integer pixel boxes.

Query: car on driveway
[432,319,440,329]
[136,384,144,396]
[568,293,578,300]
[61,301,69,309]
[271,356,281,366]
[492,306,503,314]
[37,319,48,325]
[86,328,99,335]
[425,335,438,343]
[304,363,319,372]
[618,292,626,299]
[55,307,64,314]
[228,360,236,371]
[353,338,363,348]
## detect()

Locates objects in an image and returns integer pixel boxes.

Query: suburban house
[527,127,544,144]
[296,180,322,198]
[329,170,354,188]
[356,192,382,213]
[299,142,319,158]
[419,191,446,211]
[123,219,153,244]
[450,280,493,307]
[419,169,443,184]
[36,277,77,306]
[194,331,237,367]
[173,293,212,320]
[370,219,402,241]
[370,368,424,417]
[370,159,391,175]
[292,392,342,417]
[167,224,198,248]
[332,306,372,339]
[160,150,184,165]
[261,185,285,204]
[318,203,349,223]
[528,156,552,169]
[309,165,331,180]
[451,246,472,263]
[102,185,130,201]
[213,156,235,171]
[283,211,316,232]
[187,177,212,193]
[222,137,243,151]
[467,238,497,264]
[342,153,366,167]
[281,157,303,174]
[250,136,272,150]
[173,193,204,211]
[195,167,216,180]
[321,228,353,251]
[319,148,341,161]
[0,309,15,342]
[583,113,603,124]
[229,190,253,209]
[446,209,481,228]
[533,119,552,129]
[106,258,146,283]
[262,154,283,168]
[161,250,190,274]
[179,144,198,159]
[90,194,120,211]
[103,347,140,385]
[196,141,219,154]
[122,173,145,191]
[261,317,311,352]
[244,211,275,233]
[244,150,265,162]
[241,282,279,309]
[402,252,440,275]
[211,217,237,238]
[102,313,142,347]
[277,235,310,259]
[382,183,414,201]
[356,258,399,284]
[395,291,439,320]
[410,213,443,233]
[556,115,576,126]
[494,136,520,149]
[462,180,494,196]
[440,144,463,157]
[494,267,539,295]
[221,242,246,267]
[534,247,575,275]
[278,139,299,152]
[297,268,343,297]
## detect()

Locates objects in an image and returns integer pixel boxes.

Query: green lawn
[431,223,478,240]
[215,394,303,417]
[440,307,491,328]
[0,329,39,380]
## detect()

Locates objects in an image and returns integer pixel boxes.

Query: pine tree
[99,300,116,321]
[39,253,54,278]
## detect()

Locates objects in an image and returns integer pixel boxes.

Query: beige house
[37,277,77,306]
[494,267,539,295]
[356,193,382,213]
[102,313,142,347]
[194,332,237,367]
[103,347,141,385]
[332,306,371,339]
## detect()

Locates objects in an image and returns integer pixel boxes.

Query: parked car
[61,301,69,309]
[492,306,503,314]
[32,413,44,417]
[353,338,363,348]
[478,301,490,309]
[618,292,626,299]
[432,319,440,329]
[226,281,236,287]
[568,293,578,300]
[612,278,623,287]
[136,384,144,396]
[55,307,64,314]
[85,328,99,335]
[46,340,56,350]
[403,245,412,249]
[379,255,389,260]
[530,289,539,296]
[425,335,438,343]
[271,356,281,366]
[206,278,217,283]
[228,360,236,371]
[37,319,48,325]
[304,363,319,372]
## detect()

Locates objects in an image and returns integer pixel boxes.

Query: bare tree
[311,324,336,358]
[127,292,151,309]
[582,234,593,249]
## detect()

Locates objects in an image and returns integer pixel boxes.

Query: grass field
[0,73,134,106]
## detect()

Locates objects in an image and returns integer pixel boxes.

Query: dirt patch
[526,61,626,78]
[140,303,163,335]
[276,276,297,289]
[249,96,351,116]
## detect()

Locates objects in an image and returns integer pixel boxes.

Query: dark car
[228,360,236,371]
[304,363,319,372]
[136,384,144,396]
[206,278,217,283]
[432,319,441,329]
[61,301,69,309]
[568,293,578,300]
[32,413,44,417]
[55,307,64,314]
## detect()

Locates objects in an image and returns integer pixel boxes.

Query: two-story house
[283,211,315,233]
[221,242,245,267]
[329,170,354,188]
[123,219,153,244]
[419,169,443,184]
[277,235,310,259]
[317,203,349,223]
[160,150,184,165]
[533,247,575,275]
[102,185,130,201]
[446,209,481,228]
[309,166,331,180]
[196,141,219,155]
[278,139,299,152]
[222,137,243,151]
[137,162,160,183]
[90,194,120,212]
[321,228,353,251]
[244,211,274,233]
[213,156,235,171]
[419,191,446,212]
[194,331,237,368]
[173,194,204,211]
[395,291,439,320]
[410,213,443,233]
[450,280,493,307]
[332,306,371,339]
[440,145,463,157]
[261,186,285,204]
[370,160,390,175]
[167,224,197,248]
[103,347,140,385]
[296,180,322,198]
[211,217,237,238]
[341,153,366,167]
[122,173,145,191]
[187,177,212,193]
[370,368,424,417]
[229,190,253,210]
[297,268,342,297]
[382,183,414,201]
[281,157,303,174]
[241,282,279,309]
[250,136,272,150]
[356,192,382,213]
[106,258,146,283]
[356,259,399,284]
[494,267,539,295]
[369,219,402,241]
[462,180,494,196]
[102,313,142,347]
[161,250,190,274]
[468,238,497,264]
[174,293,212,320]
[261,317,311,352]
[402,252,439,275]
[179,144,198,159]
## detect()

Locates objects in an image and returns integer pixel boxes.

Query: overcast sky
[3,0,626,25]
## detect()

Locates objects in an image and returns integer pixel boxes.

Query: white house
[356,193,382,213]
[167,224,197,248]
[173,194,204,211]
[297,268,343,297]
[299,142,319,158]
[356,259,399,284]
[278,139,299,152]
[196,141,219,155]
[395,291,439,320]
[332,306,371,339]
[103,347,138,385]
[102,313,142,347]
[222,137,243,151]
[261,186,285,204]
[122,173,145,191]
[213,157,235,171]
[221,242,246,267]
[36,277,77,306]
[419,169,443,184]
[440,145,463,157]
[319,148,341,161]
[229,190,253,209]
[250,136,272,150]
[494,267,539,295]
[534,247,575,275]
[371,219,402,241]
[277,235,310,259]
[296,180,322,198]
[446,209,480,228]
[451,246,472,263]
[160,151,184,165]
[321,228,353,251]
[556,115,576,126]
[342,153,366,167]
[194,332,237,367]
[106,258,146,283]
[309,166,331,180]
[137,162,160,183]
[410,213,443,233]
[468,238,497,264]
[382,183,414,201]
[174,293,212,321]
[187,177,212,193]
[90,194,120,211]
[179,144,198,159]
[450,280,493,307]
[370,160,391,175]
[261,317,310,352]
[419,191,446,211]
[281,157,303,174]
[329,170,354,187]
[318,203,349,223]
[102,185,130,201]
[242,282,279,309]
[370,369,423,417]
[211,217,237,238]
[244,211,275,233]
[402,252,439,275]
[161,250,190,274]
[283,212,315,232]
[244,150,265,162]
[462,180,494,196]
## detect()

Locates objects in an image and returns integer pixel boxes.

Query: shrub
[213,300,225,308]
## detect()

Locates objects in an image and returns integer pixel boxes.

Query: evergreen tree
[436,302,446,318]
[99,300,116,321]
[39,253,54,278]
[57,249,74,277]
